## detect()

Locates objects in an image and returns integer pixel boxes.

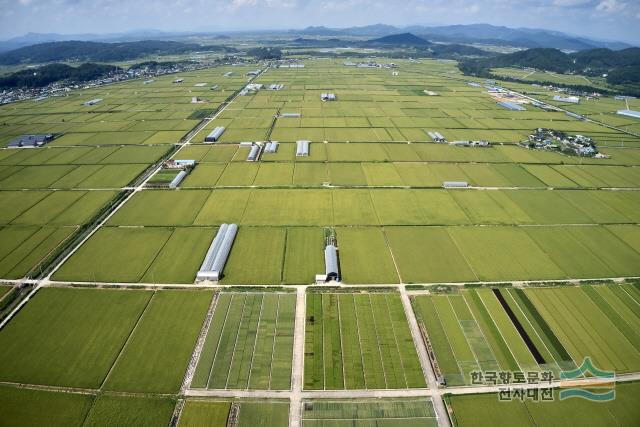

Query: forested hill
[0,63,120,89]
[0,40,224,65]
[458,47,640,94]
[366,33,431,46]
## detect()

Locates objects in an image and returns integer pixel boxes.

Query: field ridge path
[289,286,307,427]
[399,285,452,427]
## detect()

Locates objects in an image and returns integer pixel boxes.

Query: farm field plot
[52,223,640,285]
[83,394,175,427]
[446,381,640,427]
[0,384,94,427]
[336,227,400,284]
[51,225,217,284]
[283,227,325,284]
[414,283,640,387]
[52,226,175,283]
[6,190,117,227]
[179,399,290,427]
[0,225,76,279]
[412,287,576,386]
[0,287,152,388]
[104,289,213,393]
[304,292,425,390]
[302,398,438,427]
[524,284,640,374]
[192,292,295,390]
[86,187,640,229]
[0,191,116,279]
[0,163,149,189]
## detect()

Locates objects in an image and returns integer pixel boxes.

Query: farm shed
[321,93,336,101]
[205,127,225,142]
[324,244,339,281]
[296,140,310,156]
[498,101,526,111]
[169,170,188,189]
[174,159,196,167]
[247,144,261,161]
[196,224,238,282]
[427,131,446,142]
[83,98,102,106]
[264,141,279,153]
[617,109,640,119]
[281,113,301,118]
[7,134,54,148]
[553,95,580,104]
[443,181,469,188]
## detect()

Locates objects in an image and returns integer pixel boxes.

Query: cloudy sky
[1,0,638,44]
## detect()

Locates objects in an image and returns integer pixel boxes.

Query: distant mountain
[458,47,640,95]
[0,30,190,53]
[3,23,634,55]
[289,38,347,47]
[294,26,343,36]
[430,44,494,58]
[0,40,213,65]
[410,24,602,51]
[366,33,430,46]
[462,47,640,74]
[292,23,633,51]
[342,24,399,37]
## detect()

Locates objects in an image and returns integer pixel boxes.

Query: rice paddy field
[0,287,212,391]
[304,291,425,390]
[302,398,438,426]
[412,283,640,386]
[1,57,640,427]
[179,399,290,427]
[446,381,640,427]
[0,66,248,281]
[43,59,640,285]
[192,292,295,390]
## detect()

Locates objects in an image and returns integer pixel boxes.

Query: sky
[0,0,639,44]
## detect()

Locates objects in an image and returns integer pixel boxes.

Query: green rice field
[0,287,211,392]
[192,292,295,390]
[302,398,438,426]
[412,283,640,386]
[304,292,425,390]
[0,56,639,427]
[179,399,290,427]
[447,381,640,427]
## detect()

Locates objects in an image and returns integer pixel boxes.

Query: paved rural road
[400,285,452,427]
[289,286,307,427]
[184,371,640,399]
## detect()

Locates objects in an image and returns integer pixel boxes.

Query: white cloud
[552,0,592,6]
[0,0,638,43]
[596,0,625,13]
